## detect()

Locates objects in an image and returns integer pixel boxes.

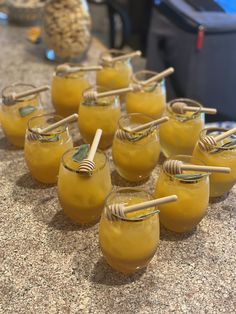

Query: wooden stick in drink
[56,64,102,75]
[78,129,103,174]
[199,127,236,151]
[105,195,177,221]
[163,160,231,175]
[171,101,217,115]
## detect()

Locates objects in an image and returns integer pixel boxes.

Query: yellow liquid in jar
[193,143,236,197]
[99,197,160,274]
[58,151,112,225]
[160,112,204,157]
[0,98,44,148]
[155,171,209,233]
[51,73,90,117]
[96,61,132,90]
[24,131,73,184]
[78,98,121,150]
[112,130,160,182]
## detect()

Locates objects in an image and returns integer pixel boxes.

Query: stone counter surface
[0,25,236,314]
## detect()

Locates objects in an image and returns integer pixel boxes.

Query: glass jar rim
[27,113,67,136]
[132,70,164,86]
[105,187,159,222]
[167,98,202,120]
[61,146,108,174]
[100,49,132,65]
[199,127,236,151]
[163,154,210,181]
[118,112,159,132]
[53,63,85,78]
[2,83,38,104]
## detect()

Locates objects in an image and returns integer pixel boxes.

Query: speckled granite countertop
[0,24,236,314]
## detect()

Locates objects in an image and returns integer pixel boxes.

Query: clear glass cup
[99,188,160,274]
[78,86,121,149]
[0,83,45,148]
[193,127,236,197]
[112,113,161,182]
[155,155,210,233]
[125,70,166,119]
[24,114,73,184]
[58,147,112,224]
[159,98,204,157]
[96,49,133,90]
[51,65,91,117]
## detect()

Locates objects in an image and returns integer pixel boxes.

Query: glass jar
[99,188,160,274]
[125,70,166,119]
[155,155,209,233]
[43,0,91,62]
[24,114,73,184]
[78,86,121,150]
[193,127,236,198]
[96,50,133,90]
[112,113,161,182]
[159,98,204,157]
[0,83,45,148]
[58,147,112,224]
[51,65,91,117]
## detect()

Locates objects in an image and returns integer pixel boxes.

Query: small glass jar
[51,65,91,117]
[58,147,112,224]
[125,70,166,119]
[112,113,161,182]
[159,98,204,157]
[193,127,236,198]
[99,188,160,274]
[78,86,121,150]
[0,83,44,148]
[24,114,73,184]
[155,155,210,233]
[96,50,133,90]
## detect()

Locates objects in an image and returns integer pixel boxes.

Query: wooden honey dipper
[198,127,236,152]
[163,160,231,175]
[102,50,141,63]
[171,101,217,115]
[116,116,169,141]
[28,114,78,141]
[56,64,102,75]
[3,85,50,106]
[140,67,174,86]
[105,195,177,221]
[83,84,142,101]
[78,129,103,174]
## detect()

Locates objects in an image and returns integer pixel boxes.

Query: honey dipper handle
[41,114,78,134]
[97,86,134,98]
[68,66,103,73]
[181,164,231,174]
[13,85,50,100]
[87,129,103,161]
[124,195,178,214]
[109,50,141,62]
[130,116,169,132]
[142,67,174,86]
[214,127,236,142]
[183,106,217,115]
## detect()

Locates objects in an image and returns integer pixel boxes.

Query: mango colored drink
[125,71,166,119]
[112,114,160,182]
[52,71,90,117]
[24,115,73,184]
[99,189,160,274]
[1,84,44,148]
[160,99,204,157]
[155,156,209,233]
[58,148,112,225]
[78,90,121,150]
[193,128,236,197]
